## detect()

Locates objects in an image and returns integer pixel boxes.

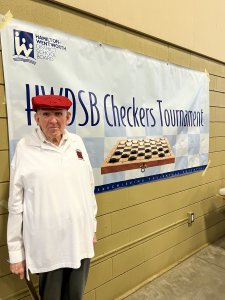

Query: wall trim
[92,217,188,266]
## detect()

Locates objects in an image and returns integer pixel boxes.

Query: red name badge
[76,149,84,160]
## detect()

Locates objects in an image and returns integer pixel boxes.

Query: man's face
[34,109,71,140]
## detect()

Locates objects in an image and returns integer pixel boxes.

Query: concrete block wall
[0,1,225,299]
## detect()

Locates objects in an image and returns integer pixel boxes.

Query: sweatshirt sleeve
[89,163,97,233]
[78,135,98,233]
[7,146,25,263]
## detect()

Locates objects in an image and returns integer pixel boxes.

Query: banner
[0,18,209,193]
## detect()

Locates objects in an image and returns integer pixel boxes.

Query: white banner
[1,18,209,193]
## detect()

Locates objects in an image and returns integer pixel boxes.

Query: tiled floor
[125,235,225,300]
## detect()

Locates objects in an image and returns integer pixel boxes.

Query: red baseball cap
[32,95,72,111]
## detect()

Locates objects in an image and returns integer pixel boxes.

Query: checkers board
[101,137,175,174]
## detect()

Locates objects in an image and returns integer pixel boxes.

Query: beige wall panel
[0,182,9,214]
[0,214,7,246]
[209,151,225,168]
[190,55,225,77]
[128,181,223,242]
[210,122,225,138]
[216,137,225,152]
[85,259,112,292]
[128,212,188,248]
[202,180,224,199]
[145,226,214,271]
[0,53,3,85]
[113,216,207,277]
[111,200,184,235]
[1,0,59,29]
[96,188,128,216]
[216,76,225,93]
[104,25,169,62]
[129,169,218,206]
[97,220,225,300]
[168,47,191,68]
[209,91,215,106]
[223,165,225,178]
[104,26,145,57]
[199,200,225,222]
[56,7,106,43]
[209,137,216,153]
[202,207,225,229]
[112,176,221,233]
[209,75,217,91]
[20,296,32,300]
[112,244,149,279]
[145,218,210,260]
[98,169,222,218]
[206,219,225,242]
[215,107,225,122]
[209,122,217,138]
[0,273,29,300]
[114,217,208,277]
[94,229,130,258]
[206,61,225,77]
[0,0,107,44]
[95,231,202,300]
[95,266,135,300]
[0,119,8,150]
[139,38,168,62]
[83,290,95,300]
[112,243,145,277]
[96,214,111,239]
[127,176,185,207]
[112,185,201,233]
[143,222,225,285]
[210,122,216,137]
[0,150,9,182]
[0,85,6,118]
[210,91,225,107]
[178,196,222,227]
[0,245,9,277]
[210,106,216,122]
[112,189,225,236]
[201,196,225,216]
[50,1,225,63]
[127,167,221,208]
[201,166,223,185]
[190,54,208,72]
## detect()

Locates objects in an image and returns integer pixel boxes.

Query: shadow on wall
[203,194,225,244]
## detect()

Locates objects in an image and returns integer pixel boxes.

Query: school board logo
[12,29,67,64]
[13,30,36,64]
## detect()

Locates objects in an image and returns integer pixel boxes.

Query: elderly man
[7,95,97,300]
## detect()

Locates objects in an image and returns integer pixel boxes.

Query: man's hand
[10,260,26,279]
[93,233,97,245]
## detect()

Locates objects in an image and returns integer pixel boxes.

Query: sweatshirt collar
[36,127,68,148]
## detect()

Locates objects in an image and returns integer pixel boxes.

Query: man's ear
[66,111,71,124]
[34,112,39,125]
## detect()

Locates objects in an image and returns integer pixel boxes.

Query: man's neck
[47,135,62,146]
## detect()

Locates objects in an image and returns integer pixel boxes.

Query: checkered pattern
[101,138,175,174]
[83,126,208,188]
[65,107,209,189]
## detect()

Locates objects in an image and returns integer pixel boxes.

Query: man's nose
[49,115,58,123]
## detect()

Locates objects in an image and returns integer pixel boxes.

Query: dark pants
[39,259,90,300]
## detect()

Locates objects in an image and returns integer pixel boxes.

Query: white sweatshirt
[7,128,97,275]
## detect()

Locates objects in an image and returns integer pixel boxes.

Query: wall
[50,0,225,63]
[0,0,225,299]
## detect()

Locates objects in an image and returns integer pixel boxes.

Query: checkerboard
[101,137,175,174]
